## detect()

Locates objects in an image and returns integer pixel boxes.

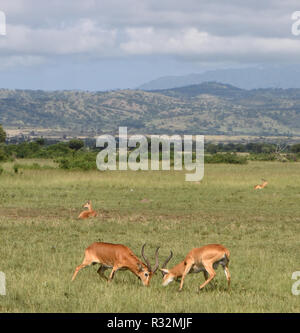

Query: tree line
[1,124,300,170]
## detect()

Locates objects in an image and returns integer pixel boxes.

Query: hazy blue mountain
[138,65,300,90]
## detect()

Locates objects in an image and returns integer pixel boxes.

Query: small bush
[291,143,300,153]
[56,152,97,171]
[13,164,19,173]
[0,147,8,162]
[57,158,96,171]
[68,139,84,151]
[285,154,298,162]
[248,153,277,161]
[204,153,248,164]
[57,159,70,170]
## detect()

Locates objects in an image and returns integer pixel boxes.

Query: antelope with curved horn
[72,242,160,286]
[254,179,268,190]
[78,200,98,219]
[160,244,230,291]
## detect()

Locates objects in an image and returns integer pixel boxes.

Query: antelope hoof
[197,287,204,293]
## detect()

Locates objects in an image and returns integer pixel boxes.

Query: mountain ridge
[1,82,300,136]
[138,66,300,91]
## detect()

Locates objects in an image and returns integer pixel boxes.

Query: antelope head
[83,200,92,210]
[137,244,160,286]
[159,251,175,286]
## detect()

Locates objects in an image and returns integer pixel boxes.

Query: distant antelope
[160,244,231,292]
[78,200,98,219]
[254,179,268,190]
[72,242,160,286]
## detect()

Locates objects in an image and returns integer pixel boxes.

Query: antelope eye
[144,273,149,277]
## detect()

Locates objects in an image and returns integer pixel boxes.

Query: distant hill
[1,82,300,136]
[150,82,246,99]
[138,65,300,91]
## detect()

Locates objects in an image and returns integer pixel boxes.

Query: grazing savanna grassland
[0,160,299,313]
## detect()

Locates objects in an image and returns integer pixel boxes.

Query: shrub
[0,124,6,143]
[13,164,19,173]
[0,148,8,162]
[57,159,70,170]
[56,151,97,171]
[248,153,277,161]
[68,139,84,151]
[35,138,45,146]
[291,143,300,153]
[285,154,298,162]
[204,153,248,164]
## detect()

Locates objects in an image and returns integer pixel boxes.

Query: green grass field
[0,160,299,313]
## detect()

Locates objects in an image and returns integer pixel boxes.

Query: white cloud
[0,19,117,56]
[121,27,300,63]
[0,0,300,66]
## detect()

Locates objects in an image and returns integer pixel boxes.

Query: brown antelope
[71,242,160,286]
[254,179,268,190]
[160,244,230,291]
[78,200,98,219]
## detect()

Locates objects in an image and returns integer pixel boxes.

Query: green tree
[68,139,84,151]
[206,143,218,154]
[291,143,300,153]
[35,137,45,146]
[0,124,6,143]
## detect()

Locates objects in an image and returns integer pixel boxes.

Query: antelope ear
[160,268,169,275]
[137,263,144,272]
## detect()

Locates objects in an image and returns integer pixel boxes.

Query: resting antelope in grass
[78,200,98,219]
[72,242,160,286]
[160,244,230,292]
[254,179,268,190]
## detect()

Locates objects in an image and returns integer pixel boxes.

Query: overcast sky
[0,0,300,90]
